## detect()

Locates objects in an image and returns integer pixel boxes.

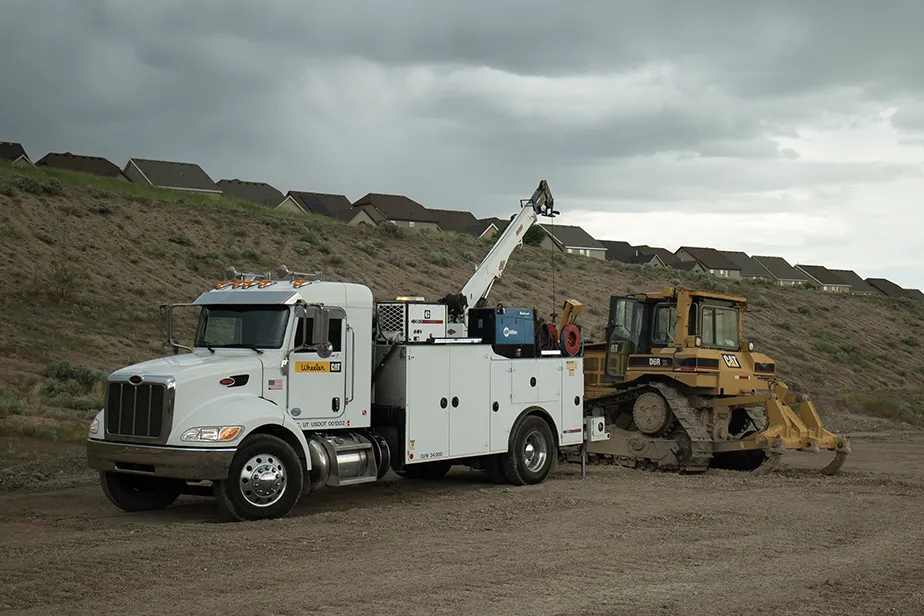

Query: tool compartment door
[405,346,449,461]
[448,345,490,457]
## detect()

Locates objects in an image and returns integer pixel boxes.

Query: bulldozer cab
[602,289,744,381]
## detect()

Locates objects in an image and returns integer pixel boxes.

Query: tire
[482,454,508,484]
[99,471,183,512]
[502,414,555,486]
[398,460,452,480]
[213,434,304,522]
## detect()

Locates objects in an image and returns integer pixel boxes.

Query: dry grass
[1,161,923,438]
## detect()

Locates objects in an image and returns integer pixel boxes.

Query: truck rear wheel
[99,471,183,512]
[213,434,304,522]
[502,414,555,486]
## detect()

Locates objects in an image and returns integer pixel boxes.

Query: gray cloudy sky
[3,1,923,288]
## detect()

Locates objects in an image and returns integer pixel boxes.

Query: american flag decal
[267,379,283,390]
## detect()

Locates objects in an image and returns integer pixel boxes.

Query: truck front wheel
[213,434,304,522]
[100,472,183,512]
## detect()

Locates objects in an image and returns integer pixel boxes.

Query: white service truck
[86,180,587,521]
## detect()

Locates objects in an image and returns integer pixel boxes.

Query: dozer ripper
[575,287,850,475]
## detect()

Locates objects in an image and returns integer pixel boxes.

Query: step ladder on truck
[85,180,592,521]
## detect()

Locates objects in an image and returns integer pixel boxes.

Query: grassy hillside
[2,161,923,444]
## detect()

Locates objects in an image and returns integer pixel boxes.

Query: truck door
[287,307,348,422]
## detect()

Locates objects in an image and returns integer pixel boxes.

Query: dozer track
[575,382,713,473]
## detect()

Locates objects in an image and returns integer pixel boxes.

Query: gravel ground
[1,431,924,616]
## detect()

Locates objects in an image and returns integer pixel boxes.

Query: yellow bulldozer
[574,287,850,475]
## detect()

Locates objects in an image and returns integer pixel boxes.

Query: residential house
[866,278,909,298]
[634,245,682,267]
[36,152,128,180]
[350,193,441,229]
[828,269,881,295]
[538,224,607,259]
[675,246,742,278]
[277,191,359,222]
[123,157,222,196]
[751,255,812,287]
[0,141,31,166]
[428,208,481,235]
[719,250,773,280]
[465,218,500,239]
[600,240,663,266]
[796,265,851,293]
[217,179,284,206]
[903,288,924,301]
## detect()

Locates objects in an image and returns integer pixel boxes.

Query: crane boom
[440,180,557,329]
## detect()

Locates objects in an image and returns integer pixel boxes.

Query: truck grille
[106,381,167,438]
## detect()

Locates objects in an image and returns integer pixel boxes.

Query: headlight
[694,336,702,347]
[748,341,755,351]
[181,426,243,442]
[89,418,100,435]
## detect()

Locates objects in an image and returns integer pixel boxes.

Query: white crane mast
[441,180,557,330]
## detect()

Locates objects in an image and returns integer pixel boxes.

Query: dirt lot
[2,432,924,616]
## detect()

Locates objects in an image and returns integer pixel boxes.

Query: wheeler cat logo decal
[721,354,741,368]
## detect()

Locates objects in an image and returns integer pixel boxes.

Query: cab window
[652,305,677,344]
[701,306,738,348]
[294,317,343,353]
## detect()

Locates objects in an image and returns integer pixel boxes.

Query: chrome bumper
[86,439,236,480]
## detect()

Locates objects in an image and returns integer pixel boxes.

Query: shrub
[41,359,105,392]
[516,280,532,290]
[427,251,452,267]
[12,174,62,195]
[387,254,404,267]
[462,251,476,262]
[796,305,811,316]
[294,243,312,256]
[168,233,193,247]
[357,241,377,256]
[901,336,919,347]
[300,229,321,244]
[753,295,771,308]
[0,391,26,417]
[775,320,792,331]
[405,259,418,268]
[328,254,345,266]
[377,223,407,238]
[89,202,113,215]
[48,258,78,304]
[0,180,14,196]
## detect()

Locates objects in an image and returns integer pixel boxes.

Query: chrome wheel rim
[522,431,548,472]
[239,454,286,507]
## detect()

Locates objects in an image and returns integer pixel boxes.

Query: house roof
[751,255,811,282]
[673,261,704,272]
[36,152,125,178]
[634,245,681,267]
[866,278,908,298]
[0,141,29,162]
[719,250,773,277]
[600,240,637,263]
[126,157,220,192]
[539,224,606,251]
[829,269,881,294]
[796,265,850,287]
[286,191,353,220]
[465,219,499,237]
[903,288,924,301]
[428,208,480,234]
[217,179,284,206]
[351,193,440,224]
[677,246,741,271]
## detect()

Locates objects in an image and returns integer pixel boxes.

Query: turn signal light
[219,426,241,441]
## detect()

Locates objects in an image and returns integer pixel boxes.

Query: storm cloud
[2,0,923,287]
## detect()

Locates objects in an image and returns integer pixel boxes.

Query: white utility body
[86,180,586,521]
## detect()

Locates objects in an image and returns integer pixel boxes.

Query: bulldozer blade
[819,437,851,476]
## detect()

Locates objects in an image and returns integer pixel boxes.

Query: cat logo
[295,361,342,373]
[721,354,741,369]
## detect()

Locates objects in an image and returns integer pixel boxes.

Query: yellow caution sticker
[566,360,577,376]
[295,361,342,373]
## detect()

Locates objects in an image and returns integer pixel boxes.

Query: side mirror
[312,309,332,358]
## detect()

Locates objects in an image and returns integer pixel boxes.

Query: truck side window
[294,317,343,353]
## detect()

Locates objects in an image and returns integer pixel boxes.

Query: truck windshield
[194,305,290,350]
